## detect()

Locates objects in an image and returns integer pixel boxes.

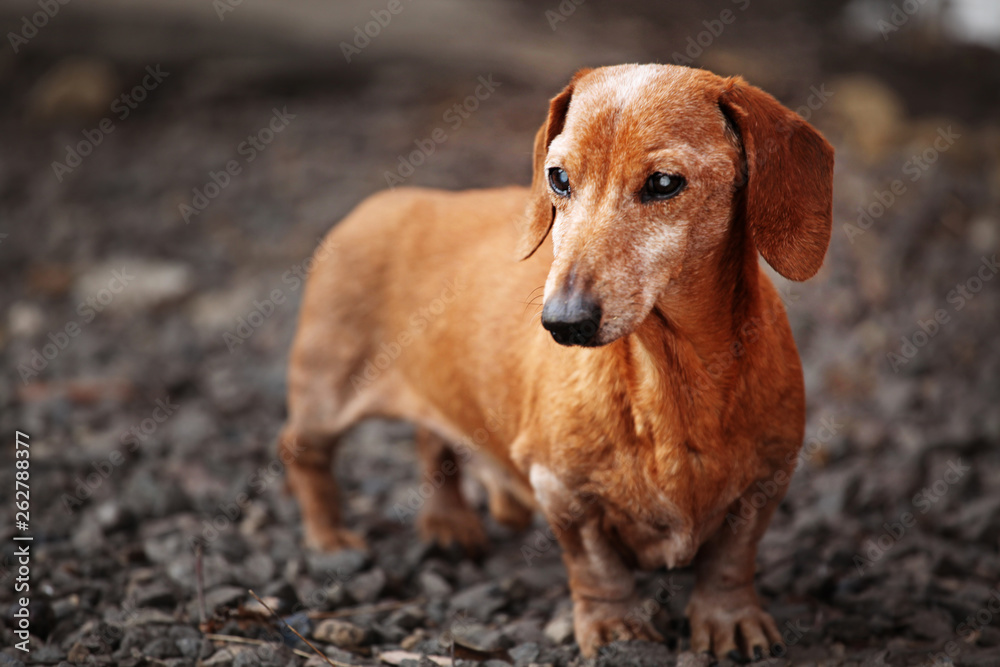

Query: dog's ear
[516,69,591,260]
[719,77,834,281]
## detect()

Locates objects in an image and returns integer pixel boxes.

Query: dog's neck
[649,215,758,371]
[575,231,762,528]
[619,216,762,437]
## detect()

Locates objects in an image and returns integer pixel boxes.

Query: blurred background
[1,0,998,665]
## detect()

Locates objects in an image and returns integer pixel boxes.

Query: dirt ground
[1,0,999,665]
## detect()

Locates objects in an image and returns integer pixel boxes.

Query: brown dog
[280,64,833,660]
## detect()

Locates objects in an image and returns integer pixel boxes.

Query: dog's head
[519,64,834,347]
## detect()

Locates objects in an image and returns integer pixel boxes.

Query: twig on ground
[194,541,207,625]
[249,588,343,667]
[307,597,426,620]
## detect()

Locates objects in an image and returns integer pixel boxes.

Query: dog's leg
[279,427,366,551]
[563,518,665,657]
[685,479,787,661]
[530,465,662,657]
[414,428,489,554]
[479,468,535,533]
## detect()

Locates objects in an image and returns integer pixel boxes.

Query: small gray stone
[23,646,64,663]
[143,530,186,565]
[176,637,204,659]
[313,618,371,648]
[418,571,453,600]
[451,622,509,653]
[94,499,131,531]
[233,646,287,667]
[676,651,716,667]
[450,582,504,622]
[345,568,387,604]
[386,605,427,631]
[143,637,181,659]
[122,608,176,626]
[306,549,369,582]
[234,552,276,588]
[595,640,673,667]
[200,648,238,667]
[373,621,409,644]
[509,641,540,666]
[262,579,298,605]
[543,610,574,645]
[74,259,193,313]
[134,584,177,609]
[213,532,251,563]
[191,586,246,617]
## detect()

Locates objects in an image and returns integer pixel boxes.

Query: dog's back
[286,186,546,465]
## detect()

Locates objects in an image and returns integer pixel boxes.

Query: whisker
[522,285,546,316]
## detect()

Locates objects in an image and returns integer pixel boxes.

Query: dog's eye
[643,172,685,202]
[548,167,571,197]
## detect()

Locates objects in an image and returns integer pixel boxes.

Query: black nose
[541,292,602,346]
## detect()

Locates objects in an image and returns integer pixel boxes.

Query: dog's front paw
[573,596,664,658]
[686,586,782,662]
[305,527,368,552]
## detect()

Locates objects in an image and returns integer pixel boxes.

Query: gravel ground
[1,1,999,665]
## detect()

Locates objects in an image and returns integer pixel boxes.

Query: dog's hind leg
[414,427,489,555]
[279,426,367,551]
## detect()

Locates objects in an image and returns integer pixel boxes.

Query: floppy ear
[516,69,591,260]
[719,77,834,281]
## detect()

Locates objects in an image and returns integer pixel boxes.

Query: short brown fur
[280,64,834,660]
